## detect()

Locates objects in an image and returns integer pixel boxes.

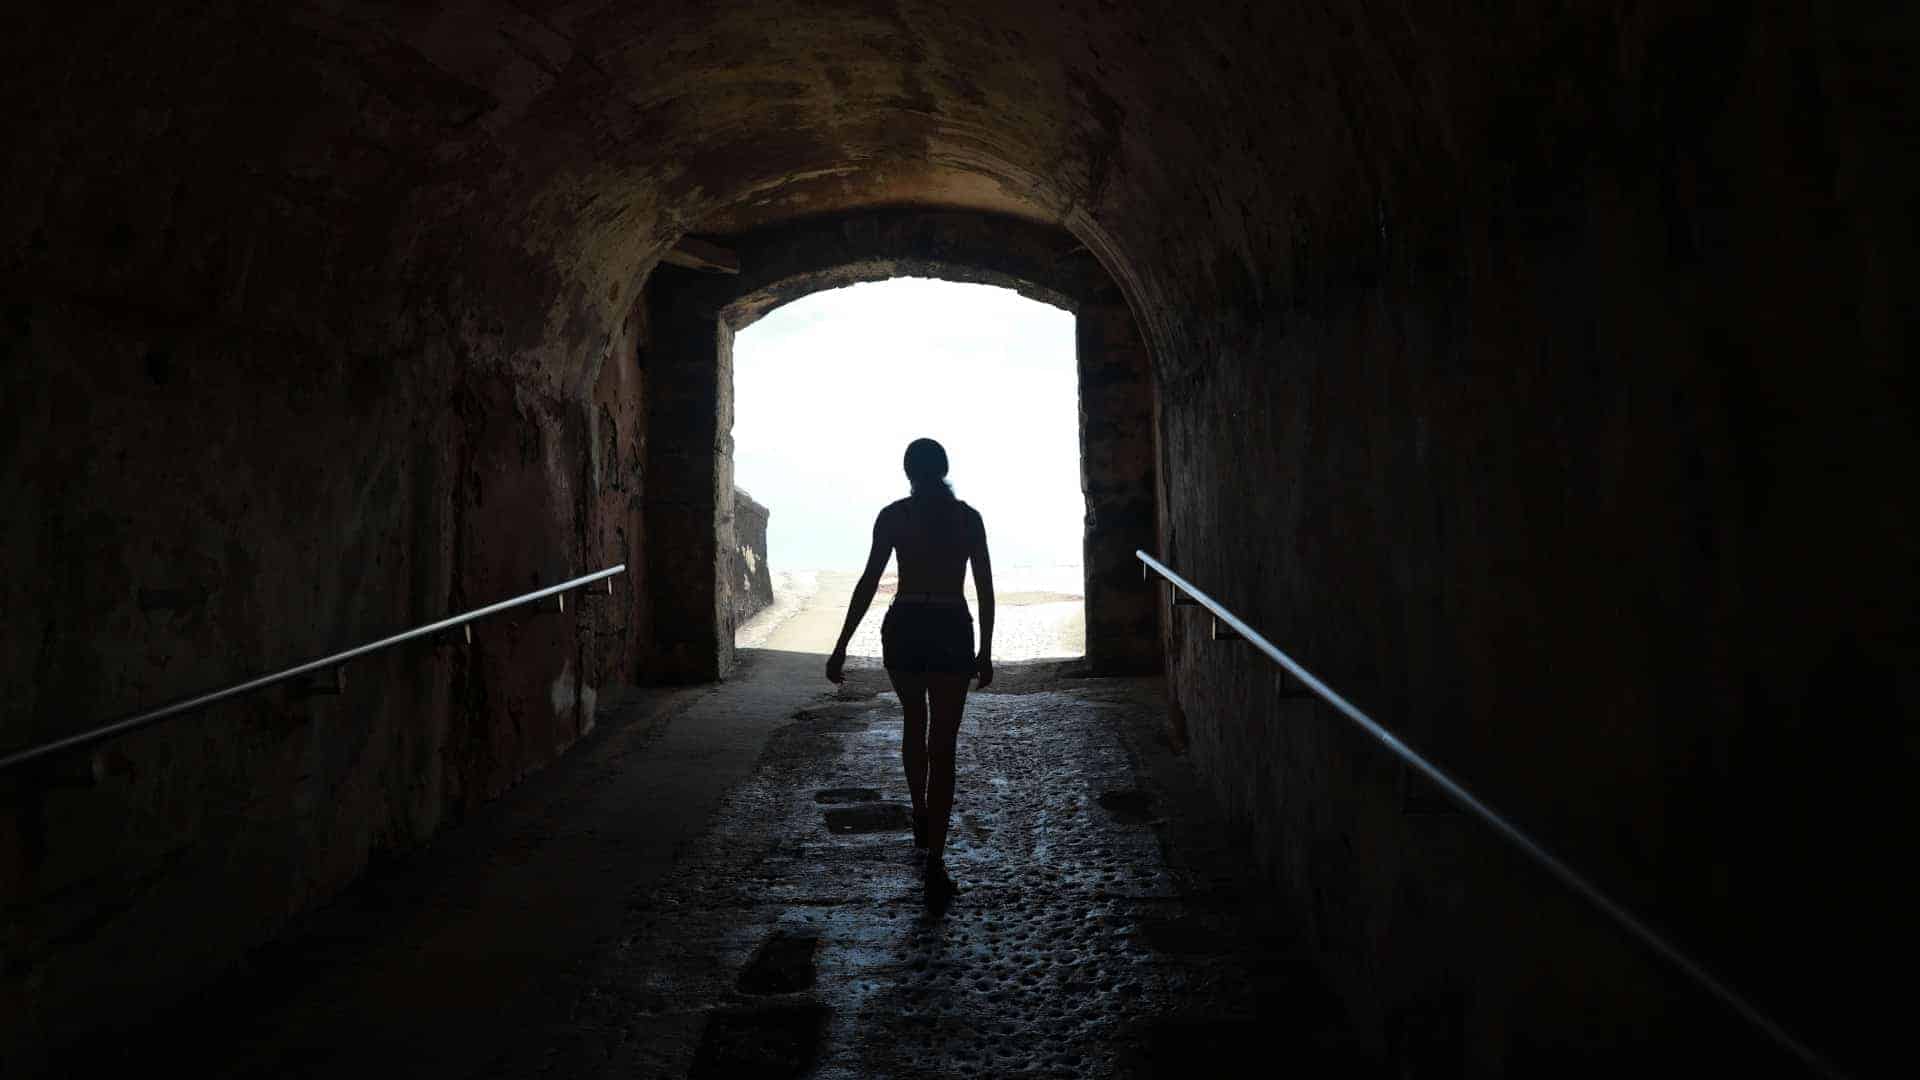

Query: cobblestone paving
[505,664,1370,1078]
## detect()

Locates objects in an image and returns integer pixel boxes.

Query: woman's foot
[924,857,958,904]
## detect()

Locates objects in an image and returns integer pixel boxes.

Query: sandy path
[736,566,1086,664]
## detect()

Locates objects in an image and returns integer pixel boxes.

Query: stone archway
[639,210,1160,681]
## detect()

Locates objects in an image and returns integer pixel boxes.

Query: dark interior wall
[1152,6,1918,1074]
[0,299,463,1045]
[1076,293,1159,674]
[0,3,655,1052]
[0,279,651,1055]
[1,1,1913,1071]
[644,269,733,682]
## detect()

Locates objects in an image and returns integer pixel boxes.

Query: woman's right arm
[827,510,893,683]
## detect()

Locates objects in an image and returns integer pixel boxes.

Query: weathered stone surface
[690,1000,828,1079]
[1,2,1912,1074]
[0,300,650,1055]
[821,801,912,834]
[644,271,733,682]
[732,488,775,626]
[735,929,821,995]
[1078,297,1160,674]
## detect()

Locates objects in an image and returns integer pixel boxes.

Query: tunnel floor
[56,653,1370,1078]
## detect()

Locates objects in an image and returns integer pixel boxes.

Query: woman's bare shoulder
[957,500,986,533]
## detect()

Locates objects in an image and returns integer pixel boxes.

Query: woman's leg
[922,673,971,866]
[887,669,931,836]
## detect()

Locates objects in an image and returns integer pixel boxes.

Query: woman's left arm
[969,506,995,688]
[827,511,893,683]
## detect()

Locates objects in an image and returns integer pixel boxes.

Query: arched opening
[729,278,1086,666]
[639,210,1162,683]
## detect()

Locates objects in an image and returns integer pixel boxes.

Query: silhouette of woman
[825,438,994,899]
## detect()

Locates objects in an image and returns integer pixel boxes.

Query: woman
[825,438,994,898]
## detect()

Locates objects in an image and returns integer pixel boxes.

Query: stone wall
[0,7,658,1056]
[732,489,774,628]
[644,270,734,682]
[1077,293,1160,674]
[3,2,1912,1072]
[0,287,653,1058]
[1147,8,1917,1074]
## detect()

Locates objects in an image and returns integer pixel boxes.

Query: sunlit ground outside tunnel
[732,278,1087,662]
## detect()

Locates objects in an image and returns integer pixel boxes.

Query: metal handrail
[1136,550,1844,1079]
[0,565,626,777]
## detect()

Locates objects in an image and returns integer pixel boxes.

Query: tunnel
[2,2,1914,1076]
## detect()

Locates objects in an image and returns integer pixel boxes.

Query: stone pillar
[1078,294,1160,673]
[644,270,735,681]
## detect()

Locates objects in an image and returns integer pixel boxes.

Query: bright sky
[732,278,1082,572]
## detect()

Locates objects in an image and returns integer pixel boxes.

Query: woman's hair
[903,437,954,499]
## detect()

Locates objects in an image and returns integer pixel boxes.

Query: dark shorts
[881,602,975,674]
